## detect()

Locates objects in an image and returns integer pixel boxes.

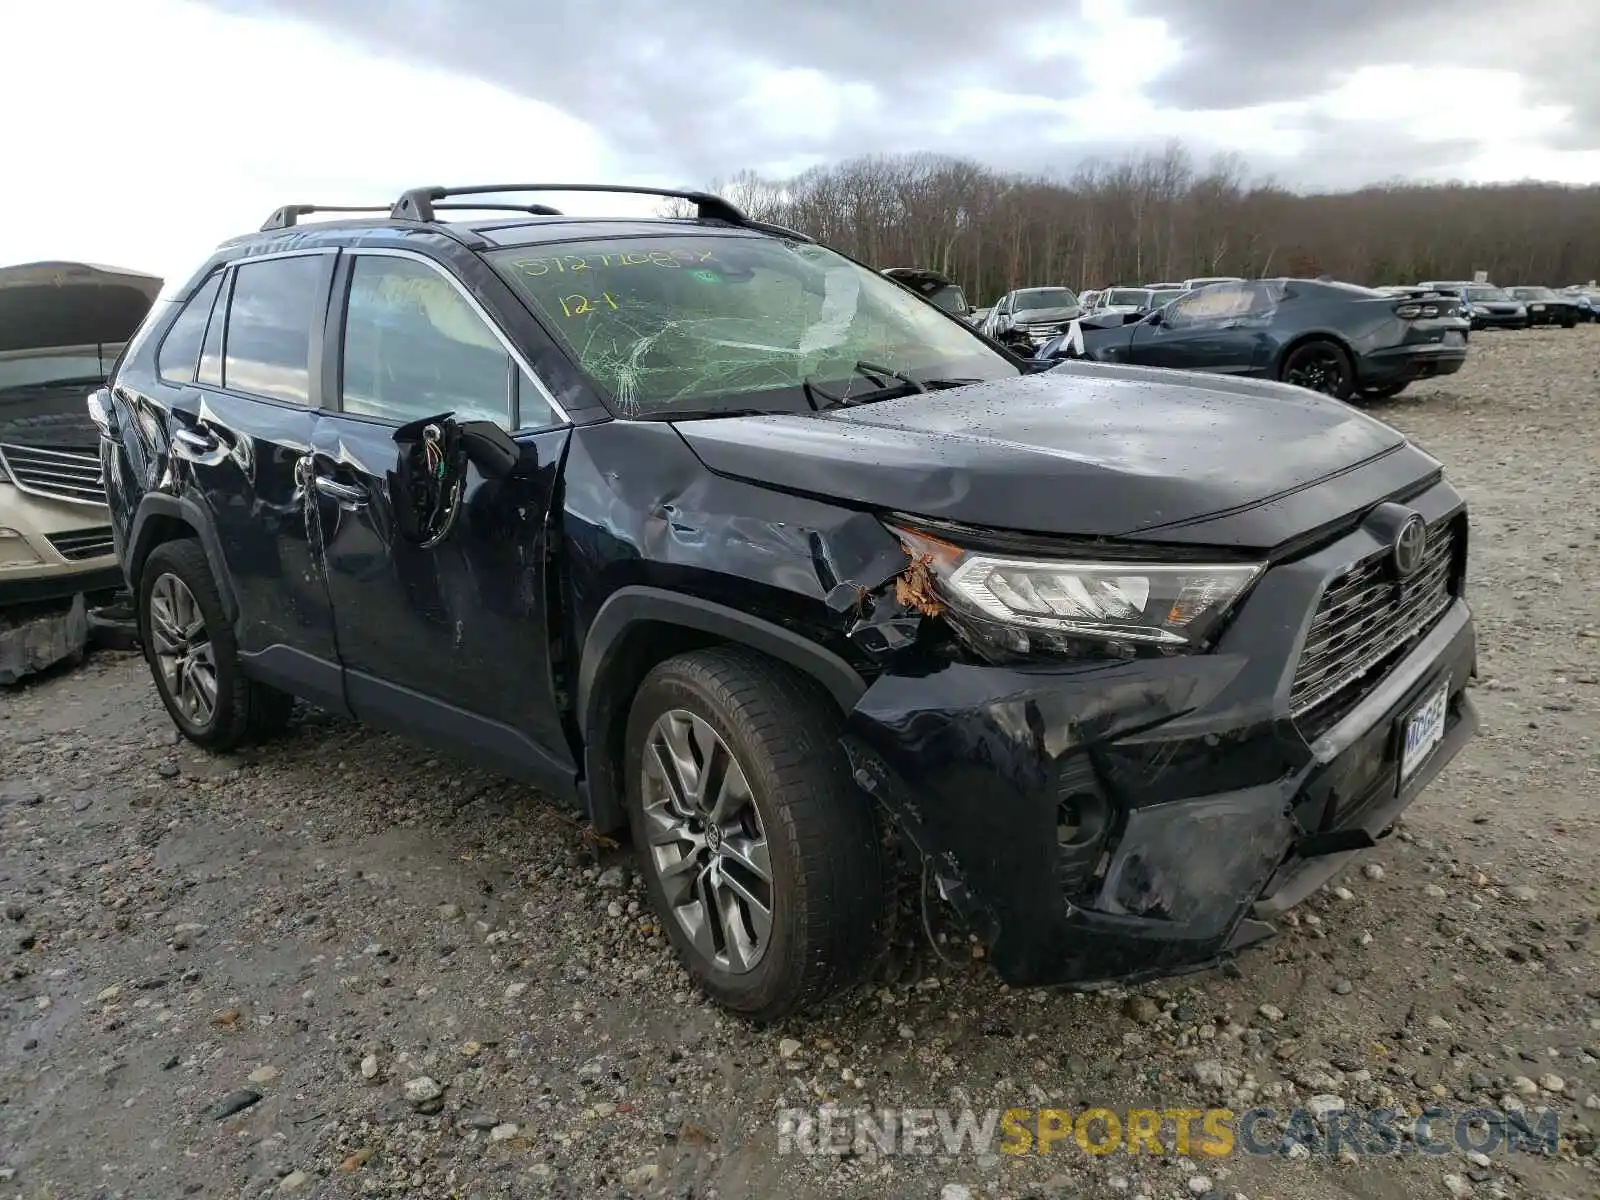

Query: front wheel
[623,647,884,1022]
[138,539,294,751]
[1280,340,1355,401]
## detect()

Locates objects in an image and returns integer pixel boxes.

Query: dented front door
[307,248,576,788]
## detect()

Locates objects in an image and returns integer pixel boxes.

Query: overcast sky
[5,0,1598,279]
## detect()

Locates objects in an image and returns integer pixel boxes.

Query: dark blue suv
[93,185,1479,1020]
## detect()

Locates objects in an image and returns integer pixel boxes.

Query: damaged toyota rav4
[95,185,1478,1021]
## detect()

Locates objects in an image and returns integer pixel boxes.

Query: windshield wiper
[803,361,933,410]
[854,361,927,394]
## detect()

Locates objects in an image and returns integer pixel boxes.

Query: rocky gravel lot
[3,327,1599,1200]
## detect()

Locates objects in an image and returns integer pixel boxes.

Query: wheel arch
[1273,330,1357,380]
[128,494,239,625]
[576,587,868,834]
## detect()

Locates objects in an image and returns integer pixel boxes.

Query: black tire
[138,539,294,751]
[623,646,884,1022]
[1561,317,1576,329]
[1279,339,1355,401]
[1358,381,1408,402]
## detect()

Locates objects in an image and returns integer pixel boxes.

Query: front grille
[47,526,115,561]
[0,442,105,506]
[1289,515,1458,725]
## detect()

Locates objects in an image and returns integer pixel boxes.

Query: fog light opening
[1058,792,1110,848]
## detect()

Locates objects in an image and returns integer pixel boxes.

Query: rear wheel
[1280,340,1355,401]
[623,646,884,1022]
[138,539,294,751]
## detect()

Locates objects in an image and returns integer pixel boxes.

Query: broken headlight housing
[894,526,1263,658]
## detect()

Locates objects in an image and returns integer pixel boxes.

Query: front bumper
[1524,305,1575,326]
[846,492,1478,988]
[1471,311,1528,329]
[0,483,123,606]
[1012,322,1074,347]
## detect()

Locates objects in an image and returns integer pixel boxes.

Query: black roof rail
[430,202,564,217]
[389,184,748,225]
[260,204,392,231]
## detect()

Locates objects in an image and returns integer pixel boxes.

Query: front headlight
[894,526,1264,656]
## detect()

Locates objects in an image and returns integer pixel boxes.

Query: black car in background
[881,267,973,322]
[1037,278,1468,402]
[94,185,1478,1020]
[1505,286,1579,328]
[978,286,1083,347]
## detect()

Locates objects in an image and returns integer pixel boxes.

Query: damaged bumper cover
[845,584,1477,989]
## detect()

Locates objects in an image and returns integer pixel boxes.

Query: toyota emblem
[1392,514,1428,578]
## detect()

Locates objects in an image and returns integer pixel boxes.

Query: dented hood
[674,361,1432,548]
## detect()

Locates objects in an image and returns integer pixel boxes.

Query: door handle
[171,425,227,465]
[313,475,368,508]
[170,425,230,467]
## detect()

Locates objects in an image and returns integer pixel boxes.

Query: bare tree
[683,150,1599,303]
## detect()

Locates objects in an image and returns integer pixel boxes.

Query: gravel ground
[3,327,1598,1200]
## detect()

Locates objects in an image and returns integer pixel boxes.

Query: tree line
[679,144,1600,305]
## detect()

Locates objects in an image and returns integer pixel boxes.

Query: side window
[222,255,324,405]
[197,271,231,387]
[156,273,222,384]
[340,256,540,429]
[1167,284,1244,327]
[1239,281,1286,317]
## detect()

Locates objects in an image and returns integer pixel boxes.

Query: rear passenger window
[156,273,222,383]
[222,256,324,405]
[197,272,231,387]
[340,255,530,429]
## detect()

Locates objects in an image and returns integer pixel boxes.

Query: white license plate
[1532,304,1545,312]
[1400,679,1449,782]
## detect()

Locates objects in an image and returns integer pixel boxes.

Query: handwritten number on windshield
[558,292,620,318]
[513,249,717,276]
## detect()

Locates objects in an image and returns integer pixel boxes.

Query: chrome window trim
[230,247,339,265]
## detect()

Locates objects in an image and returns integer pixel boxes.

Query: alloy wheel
[148,572,218,727]
[1284,349,1347,396]
[640,709,773,974]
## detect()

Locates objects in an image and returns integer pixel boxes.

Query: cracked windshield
[491,236,1016,417]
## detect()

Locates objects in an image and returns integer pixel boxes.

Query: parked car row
[1033,278,1469,403]
[1411,280,1594,330]
[874,262,1594,408]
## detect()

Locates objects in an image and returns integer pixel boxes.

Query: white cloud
[3,0,1597,289]
[736,69,879,147]
[0,0,643,283]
